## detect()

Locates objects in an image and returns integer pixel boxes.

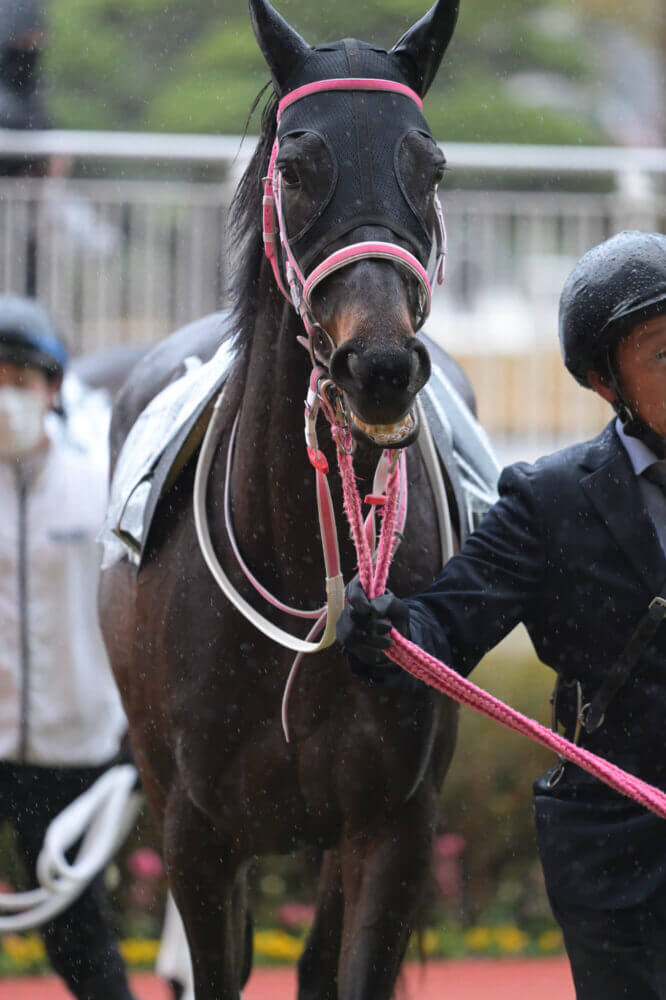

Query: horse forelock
[228,89,280,355]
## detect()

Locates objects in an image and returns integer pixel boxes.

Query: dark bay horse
[99,2,470,997]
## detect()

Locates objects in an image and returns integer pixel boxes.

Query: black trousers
[551,890,666,999]
[0,760,135,1000]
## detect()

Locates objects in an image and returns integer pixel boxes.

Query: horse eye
[278,164,300,189]
[433,161,446,185]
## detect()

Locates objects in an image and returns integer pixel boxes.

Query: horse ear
[390,0,460,97]
[248,0,310,95]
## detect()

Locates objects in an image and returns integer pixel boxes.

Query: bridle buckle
[316,376,346,427]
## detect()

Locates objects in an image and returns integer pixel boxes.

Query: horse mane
[227,88,280,354]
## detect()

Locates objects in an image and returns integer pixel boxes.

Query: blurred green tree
[44,0,617,143]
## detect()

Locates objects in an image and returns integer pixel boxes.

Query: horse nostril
[347,352,362,381]
[329,342,358,387]
[330,339,431,406]
[409,339,431,393]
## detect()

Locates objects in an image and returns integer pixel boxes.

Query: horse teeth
[349,409,415,445]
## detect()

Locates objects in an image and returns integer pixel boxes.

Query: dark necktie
[643,462,666,493]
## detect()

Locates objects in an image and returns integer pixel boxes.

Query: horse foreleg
[163,784,248,1000]
[297,849,344,1000]
[336,790,436,1000]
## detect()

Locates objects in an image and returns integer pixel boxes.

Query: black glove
[336,579,423,692]
[336,578,410,663]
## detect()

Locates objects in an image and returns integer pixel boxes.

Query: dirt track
[0,957,575,998]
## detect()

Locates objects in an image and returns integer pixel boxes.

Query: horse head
[250,0,458,448]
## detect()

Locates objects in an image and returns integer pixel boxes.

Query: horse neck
[236,272,312,486]
[223,266,384,605]
[223,271,331,604]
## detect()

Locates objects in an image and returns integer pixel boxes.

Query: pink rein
[335,440,666,821]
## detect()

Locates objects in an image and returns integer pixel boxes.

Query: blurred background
[0,0,664,973]
[1,0,664,462]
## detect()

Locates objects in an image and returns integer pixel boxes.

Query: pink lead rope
[335,435,666,822]
[259,73,666,817]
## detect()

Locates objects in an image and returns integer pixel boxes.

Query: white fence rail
[1,131,664,451]
[0,178,234,352]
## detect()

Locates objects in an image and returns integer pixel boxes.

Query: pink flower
[277,902,315,928]
[434,834,465,903]
[434,833,465,859]
[126,848,164,882]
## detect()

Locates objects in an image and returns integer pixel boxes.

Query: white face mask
[0,386,47,459]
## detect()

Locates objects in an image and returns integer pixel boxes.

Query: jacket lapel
[580,423,666,595]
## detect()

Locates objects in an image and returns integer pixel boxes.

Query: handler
[0,0,69,178]
[337,230,666,999]
[0,295,135,1000]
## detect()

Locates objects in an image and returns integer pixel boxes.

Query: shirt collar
[615,417,660,476]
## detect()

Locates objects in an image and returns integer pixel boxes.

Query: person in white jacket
[0,295,136,1000]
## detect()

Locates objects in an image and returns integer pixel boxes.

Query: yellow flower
[254,930,303,961]
[421,929,439,956]
[2,933,46,965]
[464,926,491,951]
[119,938,160,966]
[492,925,528,954]
[537,929,563,952]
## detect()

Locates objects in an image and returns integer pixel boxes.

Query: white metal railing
[0,178,235,353]
[2,129,666,176]
[0,131,664,450]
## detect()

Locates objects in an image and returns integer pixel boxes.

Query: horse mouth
[347,405,418,448]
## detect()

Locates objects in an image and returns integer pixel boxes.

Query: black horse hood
[279,38,412,92]
[277,40,440,272]
[559,230,666,385]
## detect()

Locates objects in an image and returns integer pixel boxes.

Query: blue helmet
[0,295,68,381]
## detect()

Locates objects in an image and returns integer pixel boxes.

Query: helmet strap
[605,348,666,460]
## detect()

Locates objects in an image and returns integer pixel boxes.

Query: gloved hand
[336,579,423,692]
[336,578,410,664]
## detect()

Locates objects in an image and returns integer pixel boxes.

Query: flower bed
[0,922,563,976]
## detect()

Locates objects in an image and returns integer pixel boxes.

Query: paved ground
[0,957,575,998]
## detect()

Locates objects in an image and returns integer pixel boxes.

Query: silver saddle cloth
[100,319,500,570]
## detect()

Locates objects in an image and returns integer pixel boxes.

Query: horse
[99,2,472,997]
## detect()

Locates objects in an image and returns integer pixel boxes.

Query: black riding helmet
[0,295,68,382]
[559,230,666,453]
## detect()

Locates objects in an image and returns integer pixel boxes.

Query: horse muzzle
[329,338,430,448]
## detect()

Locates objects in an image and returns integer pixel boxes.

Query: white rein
[0,764,141,932]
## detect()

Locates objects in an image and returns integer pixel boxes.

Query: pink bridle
[262,77,447,351]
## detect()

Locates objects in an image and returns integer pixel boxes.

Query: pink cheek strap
[263,76,445,333]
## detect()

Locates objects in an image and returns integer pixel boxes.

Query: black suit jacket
[407,421,666,908]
